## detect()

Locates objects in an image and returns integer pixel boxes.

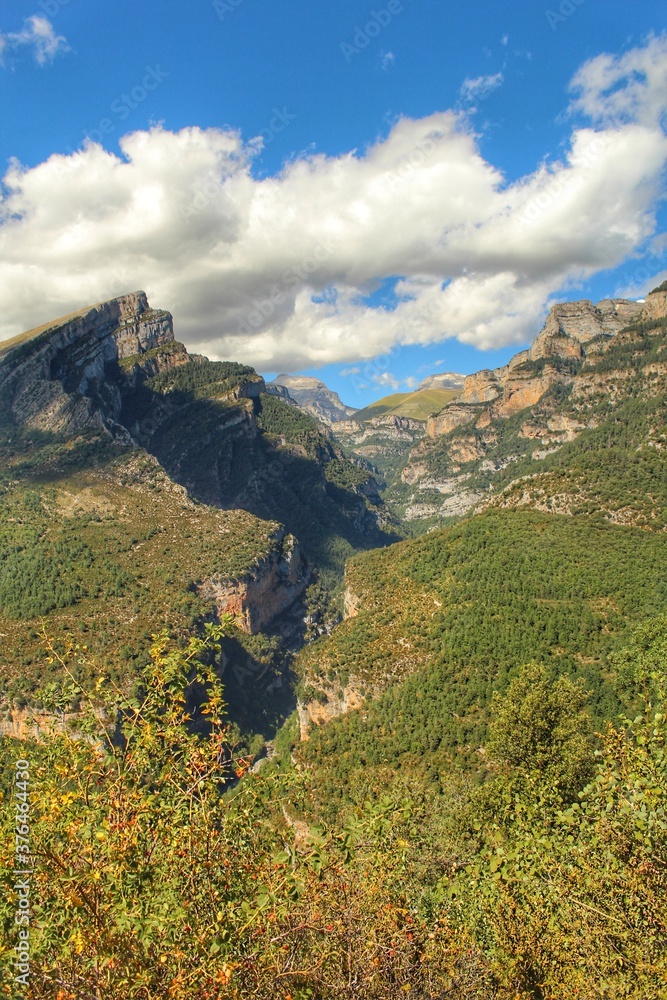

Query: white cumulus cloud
[372,372,401,391]
[569,33,667,127]
[0,38,666,371]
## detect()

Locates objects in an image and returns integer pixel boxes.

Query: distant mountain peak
[267,373,357,424]
[418,372,466,391]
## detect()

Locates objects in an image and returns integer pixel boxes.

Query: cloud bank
[1,36,666,370]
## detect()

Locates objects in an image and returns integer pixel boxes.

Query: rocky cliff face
[267,374,357,424]
[421,296,649,447]
[396,289,666,524]
[0,294,398,734]
[198,530,309,634]
[335,413,425,452]
[297,682,365,741]
[0,292,176,437]
[445,298,643,423]
[642,287,667,321]
[333,413,427,489]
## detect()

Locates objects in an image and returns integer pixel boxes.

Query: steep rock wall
[0,292,174,436]
[198,530,309,634]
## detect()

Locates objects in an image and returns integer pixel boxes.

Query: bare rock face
[508,350,530,371]
[398,293,653,523]
[267,374,357,424]
[598,298,645,329]
[418,372,465,391]
[539,298,641,345]
[400,460,429,485]
[423,297,644,445]
[642,288,667,322]
[198,530,308,635]
[526,298,642,363]
[529,333,583,362]
[297,683,365,741]
[343,583,361,619]
[426,404,477,438]
[491,370,563,419]
[460,370,501,405]
[448,436,486,464]
[337,413,424,441]
[0,292,175,437]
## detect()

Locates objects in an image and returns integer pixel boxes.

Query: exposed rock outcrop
[425,297,644,446]
[297,684,365,741]
[0,292,175,437]
[642,286,667,322]
[426,404,477,438]
[418,372,465,391]
[336,413,424,440]
[264,382,297,404]
[198,530,309,635]
[459,370,501,405]
[396,292,663,525]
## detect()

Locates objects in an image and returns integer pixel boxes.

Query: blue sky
[1,0,666,407]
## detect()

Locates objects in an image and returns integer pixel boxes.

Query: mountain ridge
[389,292,666,524]
[0,292,398,741]
[266,373,357,424]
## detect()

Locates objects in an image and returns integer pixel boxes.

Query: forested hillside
[293,508,667,812]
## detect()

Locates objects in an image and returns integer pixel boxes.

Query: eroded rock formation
[0,292,175,437]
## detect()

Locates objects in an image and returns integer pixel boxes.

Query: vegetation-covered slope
[121,358,399,582]
[1,612,665,999]
[1,290,667,998]
[0,300,398,744]
[353,387,461,422]
[295,507,667,811]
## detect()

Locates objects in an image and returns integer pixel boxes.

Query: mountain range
[1,282,666,996]
[0,292,397,737]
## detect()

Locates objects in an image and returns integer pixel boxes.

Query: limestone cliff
[198,530,309,635]
[422,296,647,449]
[396,288,666,524]
[332,413,427,491]
[0,292,176,437]
[297,683,365,741]
[267,374,357,424]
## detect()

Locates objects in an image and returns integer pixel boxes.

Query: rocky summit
[418,371,466,391]
[266,373,358,424]
[0,292,177,438]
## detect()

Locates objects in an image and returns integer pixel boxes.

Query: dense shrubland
[1,617,665,998]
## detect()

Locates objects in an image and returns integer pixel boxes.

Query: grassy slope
[353,387,460,422]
